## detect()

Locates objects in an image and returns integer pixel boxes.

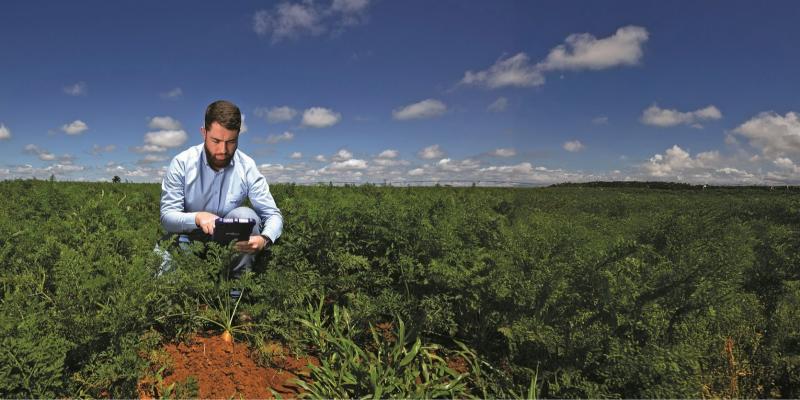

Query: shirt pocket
[226,184,248,207]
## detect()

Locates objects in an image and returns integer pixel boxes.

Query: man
[159,100,283,279]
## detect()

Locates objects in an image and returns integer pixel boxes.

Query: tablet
[212,218,256,244]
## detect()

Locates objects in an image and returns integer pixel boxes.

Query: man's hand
[235,235,270,254]
[195,212,219,235]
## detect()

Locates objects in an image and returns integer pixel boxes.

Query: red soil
[139,333,318,399]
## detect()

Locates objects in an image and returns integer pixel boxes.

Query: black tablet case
[212,218,256,244]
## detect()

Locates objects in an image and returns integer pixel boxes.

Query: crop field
[1,180,799,398]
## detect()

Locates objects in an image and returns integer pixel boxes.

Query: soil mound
[139,333,317,399]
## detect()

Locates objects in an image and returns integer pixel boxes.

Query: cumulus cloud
[24,144,57,161]
[63,81,87,96]
[490,148,516,157]
[160,88,183,99]
[253,0,370,43]
[643,145,724,178]
[314,154,327,162]
[418,144,444,160]
[392,99,447,120]
[138,154,168,165]
[733,111,800,158]
[538,26,649,71]
[240,113,249,134]
[290,151,303,159]
[487,97,509,112]
[461,53,545,89]
[0,124,10,140]
[563,140,585,152]
[133,144,168,153]
[640,104,722,127]
[61,120,89,135]
[256,106,298,123]
[326,158,368,171]
[408,168,425,176]
[148,116,182,130]
[302,107,341,128]
[377,149,398,159]
[332,149,353,162]
[144,130,188,148]
[437,158,480,172]
[264,131,295,144]
[460,26,648,90]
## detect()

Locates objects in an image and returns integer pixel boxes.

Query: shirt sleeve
[246,166,283,243]
[160,156,199,233]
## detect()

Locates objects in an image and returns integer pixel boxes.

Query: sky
[2,0,800,185]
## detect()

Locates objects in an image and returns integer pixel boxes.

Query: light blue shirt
[160,143,283,243]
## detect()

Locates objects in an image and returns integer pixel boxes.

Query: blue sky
[2,0,800,185]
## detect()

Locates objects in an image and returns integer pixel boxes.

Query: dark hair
[204,100,241,132]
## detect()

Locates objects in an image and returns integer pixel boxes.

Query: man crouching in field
[158,100,283,283]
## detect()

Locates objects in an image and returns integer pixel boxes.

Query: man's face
[202,121,239,170]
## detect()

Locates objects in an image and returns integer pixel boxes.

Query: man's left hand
[235,235,269,254]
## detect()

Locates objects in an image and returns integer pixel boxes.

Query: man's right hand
[195,212,219,235]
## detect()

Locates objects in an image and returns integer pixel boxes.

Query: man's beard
[204,145,234,169]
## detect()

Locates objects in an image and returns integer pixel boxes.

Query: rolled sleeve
[247,170,283,243]
[160,158,198,233]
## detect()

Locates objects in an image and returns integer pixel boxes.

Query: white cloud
[266,131,295,144]
[326,159,368,171]
[256,106,298,123]
[24,144,57,161]
[437,158,480,172]
[377,149,398,159]
[418,144,444,160]
[640,104,722,127]
[0,124,10,140]
[392,99,447,120]
[61,120,89,135]
[461,53,545,88]
[148,116,182,130]
[371,158,409,167]
[63,81,87,96]
[332,149,353,161]
[240,113,249,134]
[290,151,303,159]
[490,148,516,157]
[538,26,649,71]
[133,144,167,153]
[592,116,609,125]
[733,111,800,158]
[314,154,327,162]
[253,2,323,42]
[563,140,585,152]
[90,144,116,155]
[460,26,648,90]
[138,154,168,165]
[160,88,183,99]
[488,97,508,112]
[642,145,727,179]
[258,163,286,175]
[408,168,425,176]
[144,130,188,148]
[254,0,371,43]
[302,107,341,128]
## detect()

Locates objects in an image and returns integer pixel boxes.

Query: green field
[1,180,798,398]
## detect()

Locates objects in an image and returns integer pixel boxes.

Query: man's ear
[200,126,206,139]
